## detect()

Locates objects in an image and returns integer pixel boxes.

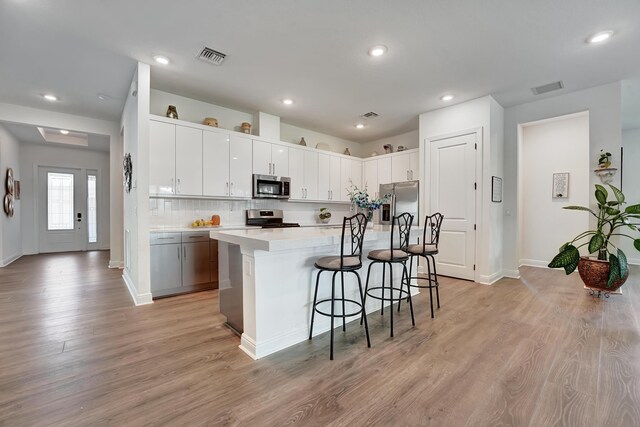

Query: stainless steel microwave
[252,174,291,199]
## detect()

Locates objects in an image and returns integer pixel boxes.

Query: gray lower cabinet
[150,231,216,298]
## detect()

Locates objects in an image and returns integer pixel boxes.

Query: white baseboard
[478,271,504,285]
[628,257,640,266]
[122,270,153,306]
[109,260,124,269]
[0,253,22,267]
[519,259,550,268]
[503,269,521,279]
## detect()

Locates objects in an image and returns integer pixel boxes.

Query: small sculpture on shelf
[595,148,617,184]
[598,149,612,169]
[383,144,393,154]
[203,117,218,127]
[241,122,251,134]
[299,137,307,146]
[166,105,178,119]
[318,207,331,224]
[343,148,351,156]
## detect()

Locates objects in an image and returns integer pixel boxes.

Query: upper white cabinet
[229,135,253,197]
[377,157,392,186]
[253,139,289,177]
[339,158,362,201]
[149,120,176,194]
[289,147,319,200]
[318,153,342,201]
[391,150,419,182]
[362,156,393,198]
[175,126,203,196]
[202,131,230,197]
[351,159,362,190]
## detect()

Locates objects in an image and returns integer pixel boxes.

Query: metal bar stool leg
[309,270,322,340]
[330,271,337,360]
[361,261,375,326]
[341,271,346,332]
[430,255,441,309]
[354,271,371,348]
[426,254,434,319]
[381,262,386,316]
[389,262,394,337]
[404,263,415,326]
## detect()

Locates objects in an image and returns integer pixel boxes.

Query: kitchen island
[211,225,420,359]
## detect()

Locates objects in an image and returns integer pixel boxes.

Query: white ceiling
[1,0,640,142]
[1,122,110,152]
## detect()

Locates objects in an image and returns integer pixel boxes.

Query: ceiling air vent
[362,112,379,118]
[531,81,564,95]
[197,47,227,65]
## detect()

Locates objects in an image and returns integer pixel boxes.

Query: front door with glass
[38,167,86,253]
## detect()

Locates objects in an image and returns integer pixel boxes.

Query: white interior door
[430,132,477,280]
[38,166,86,253]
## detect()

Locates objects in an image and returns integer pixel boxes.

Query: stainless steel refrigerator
[379,180,420,226]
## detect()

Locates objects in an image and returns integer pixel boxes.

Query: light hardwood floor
[1,251,639,426]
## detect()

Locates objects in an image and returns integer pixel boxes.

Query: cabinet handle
[183,246,186,259]
[170,178,175,194]
[230,182,234,195]
[177,246,180,259]
[177,178,181,194]
[273,163,276,175]
[226,182,229,195]
[269,163,272,175]
[407,170,409,180]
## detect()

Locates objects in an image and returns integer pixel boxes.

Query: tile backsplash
[149,197,354,228]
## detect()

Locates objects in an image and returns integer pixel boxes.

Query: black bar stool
[309,213,370,360]
[361,212,415,337]
[406,213,444,318]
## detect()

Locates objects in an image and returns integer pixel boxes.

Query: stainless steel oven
[252,174,291,199]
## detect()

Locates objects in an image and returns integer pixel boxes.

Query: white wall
[19,144,110,255]
[621,128,640,264]
[520,113,590,266]
[150,89,254,133]
[503,82,623,274]
[0,124,22,266]
[121,62,152,305]
[280,122,363,157]
[419,95,504,284]
[359,130,419,158]
[0,102,123,268]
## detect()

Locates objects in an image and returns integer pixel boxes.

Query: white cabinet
[288,148,318,200]
[203,132,252,198]
[149,120,203,196]
[175,126,203,196]
[229,135,253,198]
[253,139,289,177]
[339,158,362,201]
[391,151,419,182]
[318,153,342,201]
[363,157,393,198]
[203,131,230,197]
[149,120,176,194]
[351,159,362,190]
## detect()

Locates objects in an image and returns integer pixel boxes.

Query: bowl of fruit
[191,215,221,228]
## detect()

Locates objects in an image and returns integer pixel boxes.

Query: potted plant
[598,149,612,169]
[347,183,390,227]
[318,207,331,224]
[548,184,640,292]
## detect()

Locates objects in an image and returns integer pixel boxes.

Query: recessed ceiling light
[441,94,454,101]
[368,45,387,57]
[355,123,365,129]
[59,129,69,135]
[153,55,170,65]
[587,30,614,44]
[282,99,294,105]
[43,94,58,102]
[97,94,108,101]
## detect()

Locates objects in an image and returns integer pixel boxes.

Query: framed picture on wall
[552,172,569,198]
[491,176,502,202]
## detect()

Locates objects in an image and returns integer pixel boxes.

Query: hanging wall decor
[552,172,569,198]
[3,168,14,217]
[491,176,502,202]
[123,153,133,193]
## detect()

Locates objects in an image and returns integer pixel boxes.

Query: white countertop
[149,223,344,233]
[210,225,417,252]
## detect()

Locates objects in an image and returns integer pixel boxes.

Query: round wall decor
[6,168,14,195]
[3,194,13,217]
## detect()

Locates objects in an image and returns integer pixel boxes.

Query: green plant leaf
[595,184,608,199]
[595,188,607,205]
[618,249,629,281]
[625,204,640,214]
[607,201,620,206]
[605,207,621,216]
[588,233,604,253]
[563,206,596,215]
[559,242,569,252]
[609,184,625,204]
[548,245,580,274]
[635,239,640,252]
[607,254,620,288]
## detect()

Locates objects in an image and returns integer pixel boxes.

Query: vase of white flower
[347,183,390,228]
